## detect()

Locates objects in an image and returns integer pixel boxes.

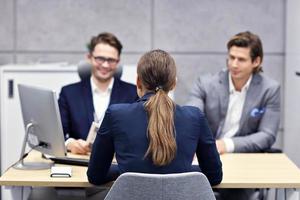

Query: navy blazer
[87,93,223,186]
[58,77,138,140]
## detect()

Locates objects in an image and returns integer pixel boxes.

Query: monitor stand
[13,123,53,170]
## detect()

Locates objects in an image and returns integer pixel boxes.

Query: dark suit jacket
[87,93,223,186]
[58,77,138,140]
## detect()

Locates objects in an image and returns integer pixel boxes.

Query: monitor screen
[18,84,66,160]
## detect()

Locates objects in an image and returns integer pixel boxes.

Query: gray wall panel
[284,0,300,166]
[173,54,226,105]
[16,53,84,65]
[0,54,13,65]
[16,0,151,52]
[154,0,284,53]
[16,53,142,67]
[263,54,284,87]
[121,54,142,66]
[0,0,14,50]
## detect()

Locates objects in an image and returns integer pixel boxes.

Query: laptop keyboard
[49,157,89,166]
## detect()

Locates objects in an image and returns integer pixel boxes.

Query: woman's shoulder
[108,101,135,110]
[176,105,205,120]
[107,101,144,115]
[175,105,208,136]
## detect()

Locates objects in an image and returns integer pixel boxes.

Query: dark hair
[227,31,263,73]
[137,49,177,166]
[87,32,123,56]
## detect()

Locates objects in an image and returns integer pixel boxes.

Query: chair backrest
[104,172,216,200]
[77,60,123,80]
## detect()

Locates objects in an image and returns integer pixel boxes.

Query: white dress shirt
[221,73,252,152]
[91,76,114,124]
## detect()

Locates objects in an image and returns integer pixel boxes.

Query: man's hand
[66,139,91,155]
[216,139,227,154]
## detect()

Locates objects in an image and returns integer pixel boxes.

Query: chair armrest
[262,148,282,153]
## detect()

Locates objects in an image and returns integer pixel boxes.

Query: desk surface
[0,151,91,187]
[1,151,300,188]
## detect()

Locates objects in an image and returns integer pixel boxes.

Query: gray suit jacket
[187,69,280,153]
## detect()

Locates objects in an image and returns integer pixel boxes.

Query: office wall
[0,0,14,64]
[284,0,300,166]
[0,0,285,144]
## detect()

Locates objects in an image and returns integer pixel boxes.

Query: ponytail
[144,89,176,166]
[137,49,177,166]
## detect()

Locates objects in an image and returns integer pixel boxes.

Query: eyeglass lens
[93,56,118,64]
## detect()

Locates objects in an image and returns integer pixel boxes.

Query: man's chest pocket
[247,107,265,129]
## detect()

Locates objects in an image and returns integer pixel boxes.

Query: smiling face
[88,43,120,83]
[227,46,261,85]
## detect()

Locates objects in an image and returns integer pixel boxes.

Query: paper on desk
[86,121,100,144]
[50,166,72,178]
[192,159,198,165]
[192,154,198,165]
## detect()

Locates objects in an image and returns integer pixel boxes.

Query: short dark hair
[87,32,123,56]
[227,31,263,73]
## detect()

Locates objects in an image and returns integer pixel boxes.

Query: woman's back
[89,93,222,185]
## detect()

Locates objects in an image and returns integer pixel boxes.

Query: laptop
[48,156,89,166]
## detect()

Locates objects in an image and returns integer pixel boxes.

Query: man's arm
[232,84,281,153]
[58,87,71,139]
[186,75,206,111]
[58,87,91,155]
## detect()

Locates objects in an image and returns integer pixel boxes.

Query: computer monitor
[14,84,67,169]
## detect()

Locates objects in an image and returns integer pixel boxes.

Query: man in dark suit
[58,32,137,155]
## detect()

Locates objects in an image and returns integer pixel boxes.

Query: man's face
[88,43,119,83]
[227,46,260,83]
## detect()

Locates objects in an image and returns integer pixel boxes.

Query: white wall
[284,0,300,166]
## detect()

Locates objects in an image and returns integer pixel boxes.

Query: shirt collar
[90,76,114,93]
[137,92,155,102]
[228,72,252,93]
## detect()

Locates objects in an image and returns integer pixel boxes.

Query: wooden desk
[0,151,91,187]
[1,152,300,189]
[215,153,300,189]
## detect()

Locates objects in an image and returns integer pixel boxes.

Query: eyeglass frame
[92,55,119,65]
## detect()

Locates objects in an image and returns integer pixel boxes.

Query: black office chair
[77,60,123,80]
[262,148,282,153]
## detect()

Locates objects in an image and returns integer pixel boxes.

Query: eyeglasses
[92,56,119,65]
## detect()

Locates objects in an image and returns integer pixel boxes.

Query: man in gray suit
[187,31,280,199]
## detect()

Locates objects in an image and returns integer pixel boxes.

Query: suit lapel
[109,78,120,105]
[238,73,262,135]
[217,70,230,138]
[81,78,94,124]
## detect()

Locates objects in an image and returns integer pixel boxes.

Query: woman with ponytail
[87,49,222,186]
